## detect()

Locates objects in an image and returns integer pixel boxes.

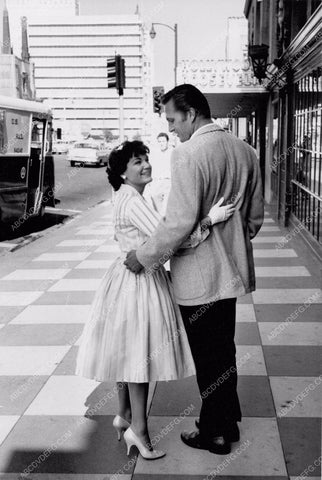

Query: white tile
[261,226,281,232]
[252,236,285,243]
[253,249,297,257]
[259,322,322,346]
[76,228,114,236]
[0,243,18,249]
[135,416,287,476]
[33,252,91,262]
[2,269,70,281]
[10,305,90,324]
[25,375,100,415]
[236,304,256,322]
[0,346,70,375]
[271,376,322,417]
[236,346,267,375]
[0,416,20,445]
[84,221,113,227]
[48,279,101,291]
[0,291,43,306]
[255,266,310,277]
[95,244,119,253]
[75,260,114,269]
[253,289,322,304]
[263,218,275,223]
[56,239,106,247]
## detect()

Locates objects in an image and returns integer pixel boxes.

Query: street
[0,155,112,253]
[54,154,112,212]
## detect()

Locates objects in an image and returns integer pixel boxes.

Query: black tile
[255,258,305,266]
[0,324,83,346]
[256,277,318,288]
[237,293,253,304]
[0,375,48,415]
[53,345,78,375]
[33,291,94,305]
[0,306,25,324]
[278,417,321,477]
[235,323,261,345]
[149,376,201,416]
[263,346,322,376]
[0,415,136,474]
[238,376,275,417]
[254,304,322,322]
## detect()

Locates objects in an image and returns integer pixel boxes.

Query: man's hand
[124,250,144,273]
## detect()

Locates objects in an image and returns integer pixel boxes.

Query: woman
[76,141,234,460]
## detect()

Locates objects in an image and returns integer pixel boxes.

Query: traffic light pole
[119,92,124,143]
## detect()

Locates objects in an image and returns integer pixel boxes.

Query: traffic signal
[107,55,126,95]
[153,86,164,115]
[116,55,126,94]
[107,57,117,88]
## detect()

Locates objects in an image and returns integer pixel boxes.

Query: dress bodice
[113,184,161,253]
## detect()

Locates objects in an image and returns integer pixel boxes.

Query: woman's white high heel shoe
[112,415,130,441]
[123,427,166,460]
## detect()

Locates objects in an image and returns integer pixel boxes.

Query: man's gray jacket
[137,123,264,306]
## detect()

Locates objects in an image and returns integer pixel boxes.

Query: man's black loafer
[195,420,240,442]
[181,430,231,455]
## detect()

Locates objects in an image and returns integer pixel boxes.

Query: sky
[80,0,246,90]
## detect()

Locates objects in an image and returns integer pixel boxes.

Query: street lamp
[149,22,178,86]
[248,44,269,84]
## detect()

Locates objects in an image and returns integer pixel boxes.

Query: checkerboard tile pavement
[0,202,321,479]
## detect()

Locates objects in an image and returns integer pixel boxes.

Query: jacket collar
[190,122,225,140]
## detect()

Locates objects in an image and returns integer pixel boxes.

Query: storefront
[245,0,322,258]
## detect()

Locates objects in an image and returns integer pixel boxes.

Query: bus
[0,95,56,231]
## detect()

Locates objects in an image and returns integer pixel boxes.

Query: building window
[292,66,322,244]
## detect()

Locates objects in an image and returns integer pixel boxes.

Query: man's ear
[188,107,198,123]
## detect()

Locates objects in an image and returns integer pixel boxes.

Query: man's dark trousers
[179,298,241,441]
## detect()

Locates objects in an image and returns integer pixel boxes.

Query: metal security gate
[291,66,322,245]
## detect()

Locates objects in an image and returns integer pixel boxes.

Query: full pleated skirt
[76,256,196,382]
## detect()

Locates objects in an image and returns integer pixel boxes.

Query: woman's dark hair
[162,84,211,119]
[106,140,150,191]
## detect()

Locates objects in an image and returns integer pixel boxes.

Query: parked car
[67,141,111,167]
[52,140,69,155]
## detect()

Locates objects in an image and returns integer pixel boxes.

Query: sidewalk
[0,201,321,480]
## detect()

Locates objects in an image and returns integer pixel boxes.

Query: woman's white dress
[76,183,197,383]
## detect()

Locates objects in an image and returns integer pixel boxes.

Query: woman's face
[123,153,152,192]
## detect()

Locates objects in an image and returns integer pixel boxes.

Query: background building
[0,1,35,100]
[177,15,265,148]
[244,0,322,258]
[26,14,152,140]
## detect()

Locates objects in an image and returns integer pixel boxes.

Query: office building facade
[27,14,152,140]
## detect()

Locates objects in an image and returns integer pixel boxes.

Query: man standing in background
[146,132,172,215]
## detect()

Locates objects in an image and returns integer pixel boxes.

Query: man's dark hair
[162,84,211,119]
[157,132,169,141]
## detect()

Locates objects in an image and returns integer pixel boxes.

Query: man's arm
[248,151,264,239]
[136,146,204,269]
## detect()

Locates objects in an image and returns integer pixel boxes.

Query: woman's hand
[207,197,235,225]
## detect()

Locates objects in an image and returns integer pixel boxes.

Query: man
[125,84,264,455]
[146,132,172,216]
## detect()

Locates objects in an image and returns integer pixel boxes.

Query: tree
[102,129,114,143]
